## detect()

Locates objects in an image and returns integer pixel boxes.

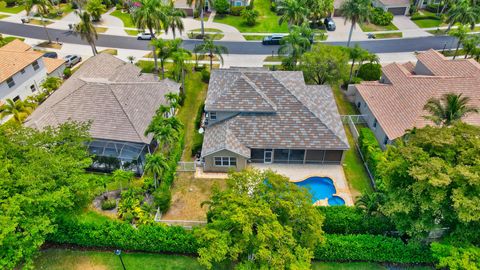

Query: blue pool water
[294,177,345,206]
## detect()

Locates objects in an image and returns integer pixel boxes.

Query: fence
[154,208,206,229]
[177,162,196,172]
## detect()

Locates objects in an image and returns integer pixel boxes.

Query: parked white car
[64,55,82,68]
[137,32,153,40]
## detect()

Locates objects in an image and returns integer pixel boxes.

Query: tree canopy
[195,169,324,269]
[0,122,94,269]
[299,44,349,85]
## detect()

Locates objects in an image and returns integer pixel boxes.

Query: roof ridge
[241,73,277,111]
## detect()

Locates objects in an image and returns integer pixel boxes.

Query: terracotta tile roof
[355,50,480,140]
[378,0,409,6]
[42,57,65,74]
[201,68,349,157]
[25,53,180,144]
[0,42,43,83]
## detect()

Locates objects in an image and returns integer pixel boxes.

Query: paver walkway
[392,16,431,38]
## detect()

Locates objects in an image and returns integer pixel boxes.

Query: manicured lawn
[427,26,480,35]
[46,3,74,19]
[213,0,288,33]
[264,55,286,62]
[95,27,108,33]
[375,32,402,39]
[359,22,398,32]
[332,85,373,197]
[125,29,139,36]
[411,10,446,28]
[243,34,266,40]
[28,19,54,26]
[0,14,8,19]
[110,9,134,28]
[0,5,24,13]
[99,48,118,55]
[188,31,224,40]
[190,28,223,33]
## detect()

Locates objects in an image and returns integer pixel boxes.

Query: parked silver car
[64,55,82,68]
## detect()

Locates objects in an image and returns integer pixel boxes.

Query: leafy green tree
[0,122,93,269]
[340,0,371,47]
[25,0,53,43]
[448,24,469,59]
[213,0,229,14]
[40,76,62,94]
[144,153,169,189]
[73,11,98,55]
[193,37,228,70]
[462,35,480,59]
[423,93,478,126]
[377,123,480,239]
[151,38,183,79]
[187,0,212,37]
[299,44,349,85]
[112,169,135,189]
[85,0,106,21]
[131,0,166,73]
[446,0,480,31]
[241,8,259,26]
[196,169,324,269]
[348,43,367,82]
[0,99,36,123]
[277,0,309,26]
[278,26,311,69]
[164,3,186,39]
[145,107,184,149]
[431,243,480,270]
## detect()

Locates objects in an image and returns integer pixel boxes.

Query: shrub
[270,1,276,12]
[315,234,434,263]
[318,206,395,235]
[357,63,382,81]
[201,69,210,83]
[411,13,441,21]
[213,0,230,14]
[241,8,259,26]
[101,198,117,210]
[370,7,393,26]
[115,3,122,10]
[230,6,245,16]
[0,1,6,9]
[63,68,72,78]
[358,128,383,178]
[153,184,171,213]
[426,3,441,13]
[4,0,16,7]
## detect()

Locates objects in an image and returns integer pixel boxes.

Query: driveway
[392,16,431,38]
[327,16,368,42]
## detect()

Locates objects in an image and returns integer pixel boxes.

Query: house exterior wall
[414,61,433,75]
[229,0,250,6]
[372,0,409,15]
[0,59,47,102]
[204,149,248,172]
[48,63,66,78]
[206,111,238,125]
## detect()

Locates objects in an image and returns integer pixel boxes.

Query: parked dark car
[43,52,58,58]
[262,35,284,45]
[324,17,336,31]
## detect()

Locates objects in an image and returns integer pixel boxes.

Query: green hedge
[163,128,184,187]
[370,7,394,26]
[358,128,383,178]
[357,63,382,81]
[318,206,395,235]
[411,13,441,21]
[315,235,434,264]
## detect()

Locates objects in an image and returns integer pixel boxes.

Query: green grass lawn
[359,22,398,32]
[375,32,403,39]
[411,10,446,28]
[111,9,135,28]
[243,34,267,40]
[0,5,24,13]
[213,0,288,33]
[0,14,8,19]
[0,36,24,47]
[45,3,73,19]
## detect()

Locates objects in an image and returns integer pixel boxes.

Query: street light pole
[114,249,126,270]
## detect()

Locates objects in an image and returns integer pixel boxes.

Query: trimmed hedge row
[49,216,433,264]
[318,206,395,235]
[358,128,383,178]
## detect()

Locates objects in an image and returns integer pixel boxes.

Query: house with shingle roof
[201,68,349,172]
[25,53,180,174]
[333,0,409,16]
[0,39,65,112]
[351,49,480,148]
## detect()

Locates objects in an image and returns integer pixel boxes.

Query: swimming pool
[294,177,345,206]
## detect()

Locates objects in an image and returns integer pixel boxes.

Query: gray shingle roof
[25,53,180,144]
[201,69,349,157]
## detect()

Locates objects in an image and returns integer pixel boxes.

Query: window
[210,112,217,120]
[32,60,40,71]
[383,136,389,145]
[20,69,26,74]
[373,119,377,129]
[12,96,20,102]
[357,102,361,109]
[214,157,237,167]
[6,77,15,88]
[234,1,242,6]
[30,84,36,92]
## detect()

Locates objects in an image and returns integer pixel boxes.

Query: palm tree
[73,11,98,56]
[277,0,309,26]
[164,2,185,39]
[187,0,212,38]
[462,35,480,59]
[340,0,371,47]
[127,55,136,64]
[348,44,367,83]
[193,38,228,70]
[165,92,181,114]
[423,93,479,126]
[277,28,311,69]
[131,0,167,73]
[446,0,480,31]
[144,153,169,189]
[40,76,62,94]
[355,192,384,216]
[25,0,53,43]
[0,99,36,123]
[85,0,106,22]
[171,50,192,93]
[448,24,468,59]
[150,38,183,79]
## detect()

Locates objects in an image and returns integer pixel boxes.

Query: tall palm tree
[164,2,185,39]
[448,24,469,59]
[150,38,183,79]
[187,0,212,38]
[73,11,98,56]
[131,0,167,73]
[462,35,480,59]
[144,153,169,189]
[171,50,192,93]
[348,44,367,83]
[277,0,310,26]
[423,93,479,126]
[277,28,311,69]
[25,0,53,43]
[0,99,36,123]
[165,92,181,114]
[340,0,371,47]
[193,38,228,70]
[355,192,383,216]
[446,0,480,31]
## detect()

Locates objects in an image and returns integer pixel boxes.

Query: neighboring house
[201,68,349,173]
[229,0,250,7]
[372,0,410,15]
[350,49,480,149]
[25,53,180,174]
[0,39,65,105]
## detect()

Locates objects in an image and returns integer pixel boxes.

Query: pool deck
[249,164,354,206]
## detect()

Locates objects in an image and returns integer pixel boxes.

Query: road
[0,21,460,54]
